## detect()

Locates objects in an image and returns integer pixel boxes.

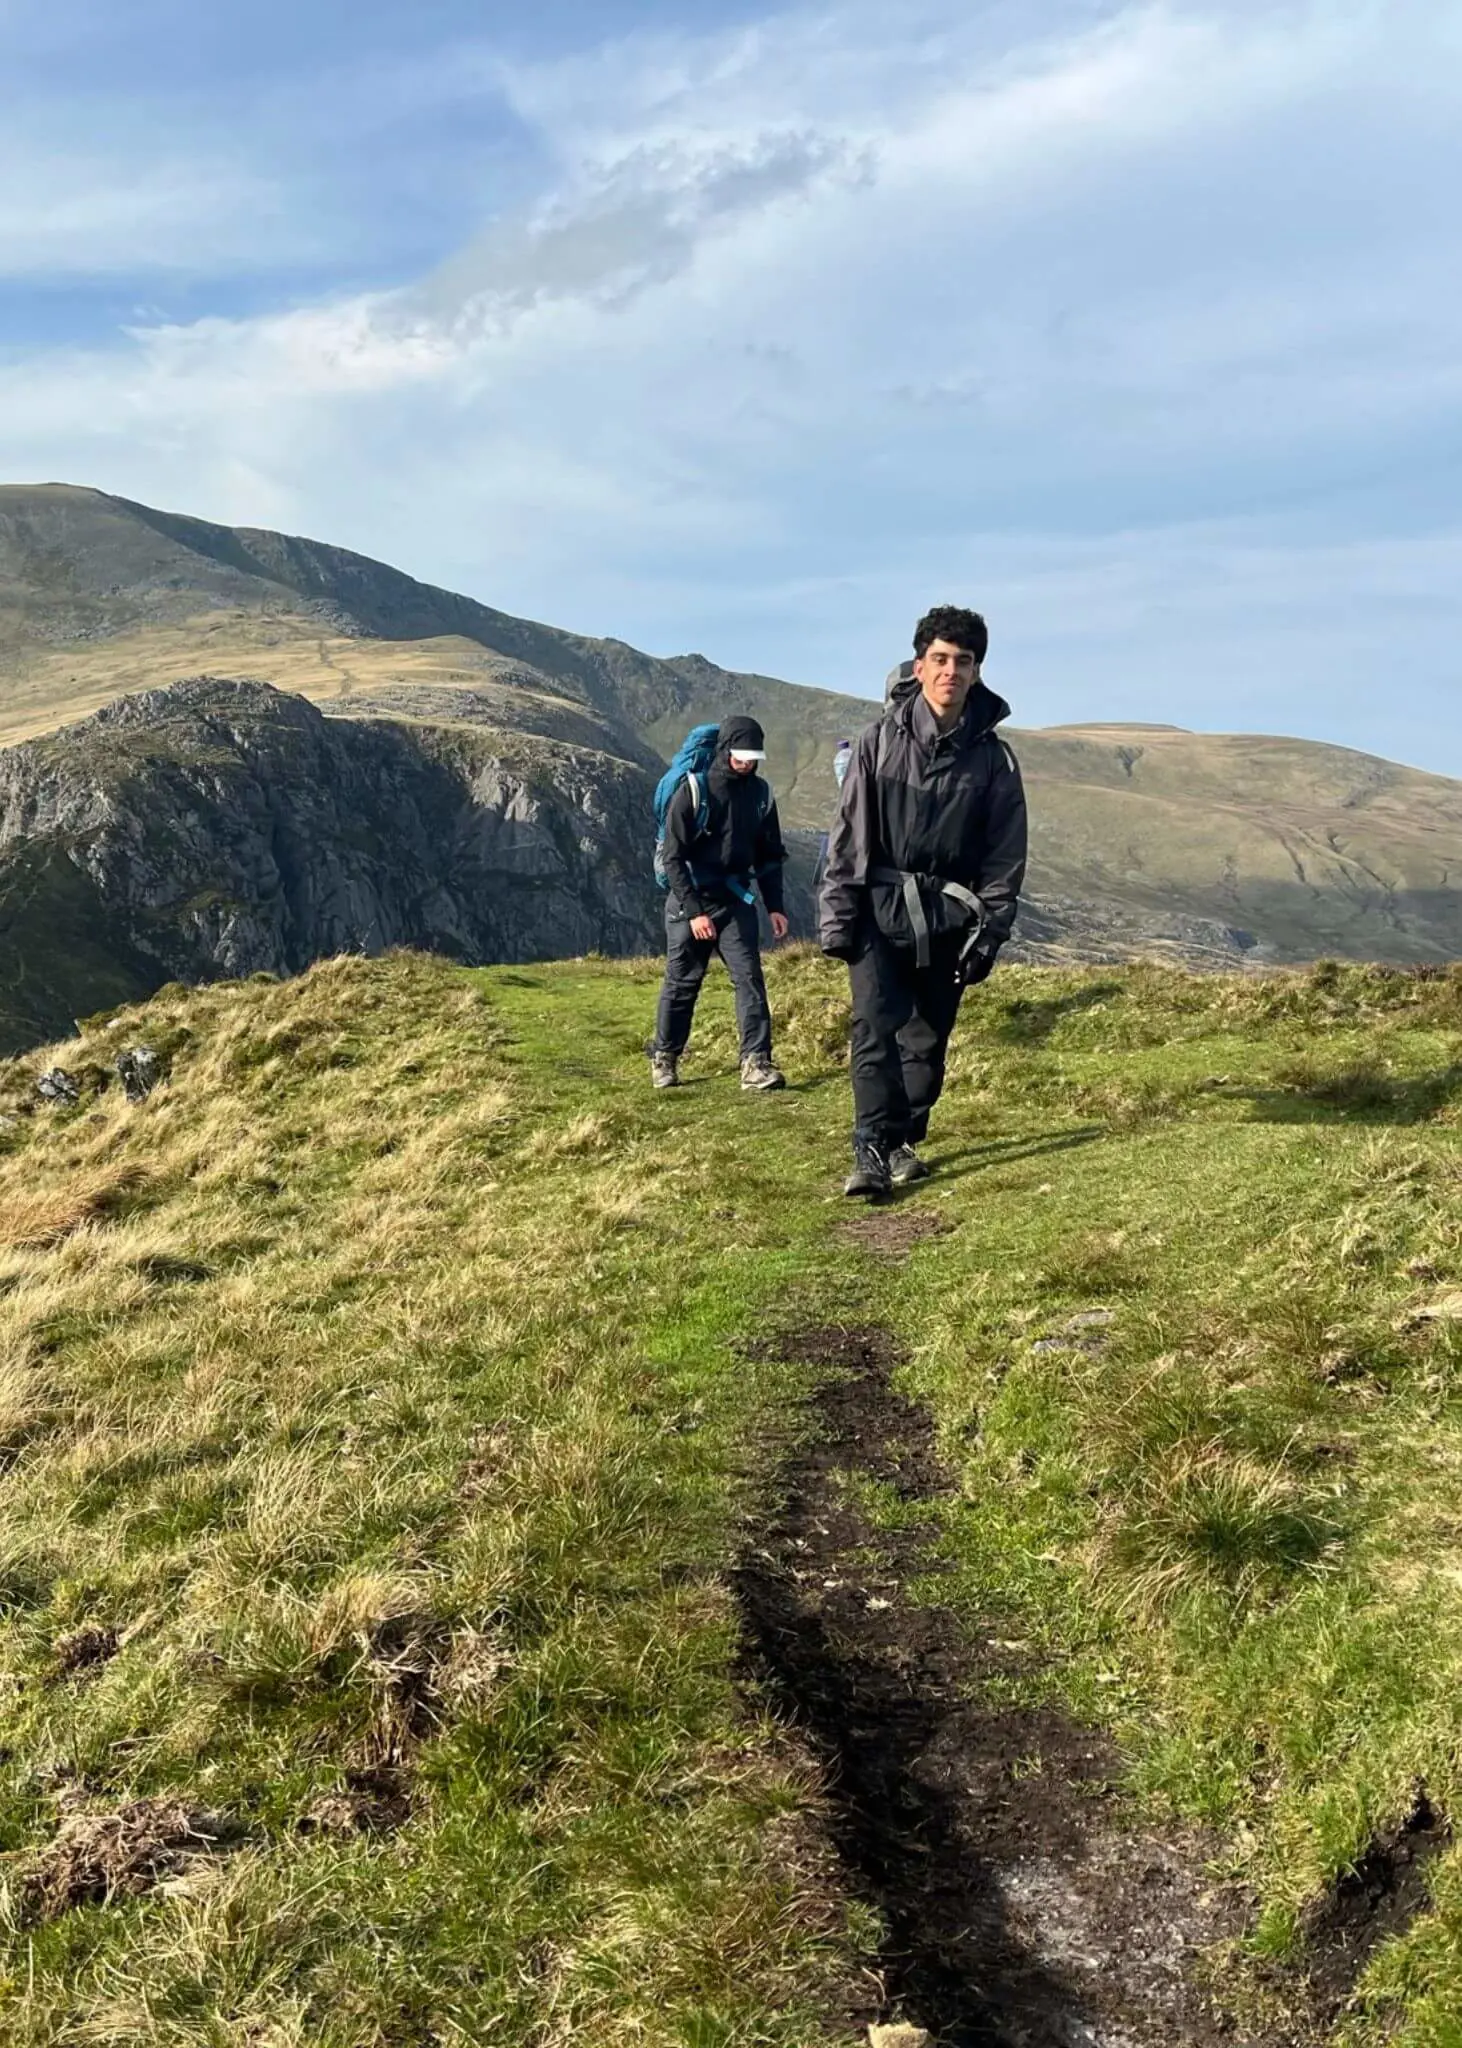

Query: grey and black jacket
[818,671,1027,962]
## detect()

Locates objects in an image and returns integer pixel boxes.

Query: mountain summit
[0,483,1457,1051]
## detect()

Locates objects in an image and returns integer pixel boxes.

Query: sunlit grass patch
[5,946,1462,2040]
[868,965,1462,2039]
[0,950,869,2045]
[1091,1445,1348,1619]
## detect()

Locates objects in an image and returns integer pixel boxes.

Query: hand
[958,939,1000,987]
[769,912,790,941]
[689,914,717,941]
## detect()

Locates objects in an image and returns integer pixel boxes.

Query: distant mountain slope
[1,483,1459,974]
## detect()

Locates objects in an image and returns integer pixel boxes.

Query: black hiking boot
[888,1143,931,1186]
[843,1140,891,1199]
[740,1054,786,1092]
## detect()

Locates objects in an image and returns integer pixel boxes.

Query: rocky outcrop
[1007,893,1267,968]
[4,485,1456,1018]
[0,678,667,1052]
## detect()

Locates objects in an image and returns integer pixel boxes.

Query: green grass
[1,950,1462,2042]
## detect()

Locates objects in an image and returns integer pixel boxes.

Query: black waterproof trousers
[848,921,964,1147]
[654,901,773,1060]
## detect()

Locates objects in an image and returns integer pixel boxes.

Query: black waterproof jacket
[818,674,1027,957]
[661,746,787,920]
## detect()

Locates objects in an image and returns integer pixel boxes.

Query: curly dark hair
[913,605,988,662]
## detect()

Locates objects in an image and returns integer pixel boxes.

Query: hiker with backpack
[649,716,790,1092]
[819,605,1027,1197]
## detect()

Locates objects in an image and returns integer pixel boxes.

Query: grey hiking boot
[649,1049,681,1089]
[843,1140,891,1199]
[888,1144,931,1186]
[740,1054,786,1092]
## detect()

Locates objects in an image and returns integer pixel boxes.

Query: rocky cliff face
[4,485,1456,1037]
[0,678,669,1052]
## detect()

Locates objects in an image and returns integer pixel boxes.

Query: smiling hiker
[820,605,1028,1196]
[649,715,791,1091]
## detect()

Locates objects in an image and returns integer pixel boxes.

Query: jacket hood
[883,660,1011,735]
[716,714,766,762]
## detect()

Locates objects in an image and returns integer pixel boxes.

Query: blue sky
[2,0,1459,772]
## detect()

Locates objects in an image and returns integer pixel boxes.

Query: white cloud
[419,129,863,317]
[0,0,1458,763]
[0,144,292,277]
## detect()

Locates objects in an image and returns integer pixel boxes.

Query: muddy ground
[733,1321,1375,2048]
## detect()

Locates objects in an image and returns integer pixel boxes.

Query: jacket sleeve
[818,723,880,956]
[974,743,1028,944]
[661,782,704,918]
[753,794,787,917]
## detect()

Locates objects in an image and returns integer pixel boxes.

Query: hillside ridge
[0,483,1458,1014]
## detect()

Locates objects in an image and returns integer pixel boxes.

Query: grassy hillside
[1,952,1461,2041]
[3,484,1461,969]
[0,616,656,769]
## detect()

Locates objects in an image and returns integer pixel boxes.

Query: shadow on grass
[914,1125,1108,1190]
[1238,1064,1462,1127]
[994,983,1125,1044]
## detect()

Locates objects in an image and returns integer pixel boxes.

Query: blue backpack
[653,724,769,899]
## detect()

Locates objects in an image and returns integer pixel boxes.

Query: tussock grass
[0,951,864,2045]
[4,946,1462,2040]
[1091,1445,1348,1618]
[0,1167,154,1251]
[861,957,1462,2040]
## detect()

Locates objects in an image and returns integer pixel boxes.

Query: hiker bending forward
[819,606,1027,1196]
[651,717,790,1092]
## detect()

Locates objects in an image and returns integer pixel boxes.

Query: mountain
[0,481,844,805]
[0,483,1459,1044]
[0,678,666,1055]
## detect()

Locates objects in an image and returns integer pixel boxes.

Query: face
[913,638,978,722]
[727,753,760,776]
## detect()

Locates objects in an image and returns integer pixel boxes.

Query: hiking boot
[888,1143,931,1186]
[740,1054,786,1092]
[843,1140,891,1199]
[649,1049,681,1090]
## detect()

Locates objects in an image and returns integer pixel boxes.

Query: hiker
[819,605,1027,1196]
[650,715,790,1092]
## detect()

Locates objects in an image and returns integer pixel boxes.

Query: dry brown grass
[0,948,864,2046]
[0,1165,152,1250]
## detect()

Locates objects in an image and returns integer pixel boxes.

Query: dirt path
[734,1324,1265,2048]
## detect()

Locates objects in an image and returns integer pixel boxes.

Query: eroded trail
[734,1325,1256,2048]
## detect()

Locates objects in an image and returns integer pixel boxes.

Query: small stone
[36,1068,79,1104]
[870,2027,933,2048]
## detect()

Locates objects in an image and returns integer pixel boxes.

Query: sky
[1,0,1459,771]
